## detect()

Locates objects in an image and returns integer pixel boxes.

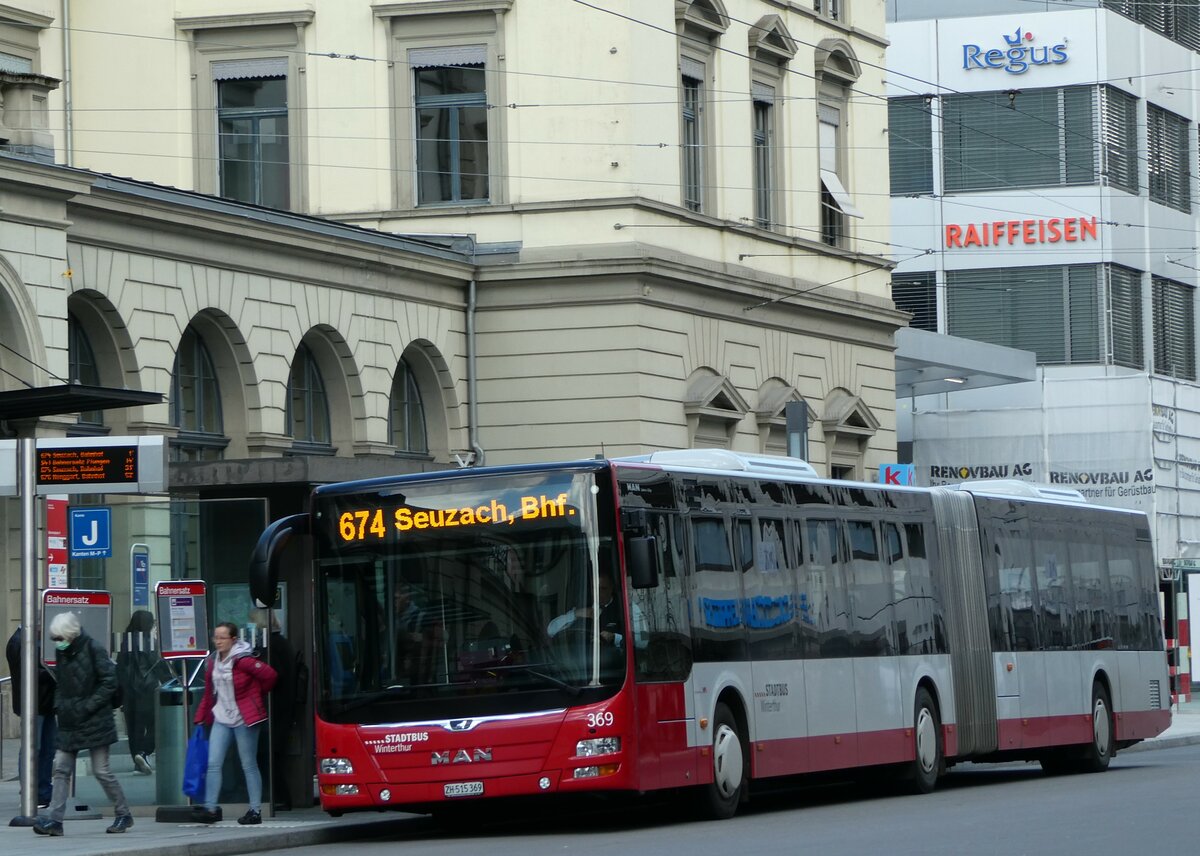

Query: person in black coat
[251,608,297,811]
[33,612,134,837]
[116,610,171,774]
[5,625,57,807]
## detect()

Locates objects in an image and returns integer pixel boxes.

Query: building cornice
[372,1,512,19]
[175,10,315,31]
[0,3,53,29]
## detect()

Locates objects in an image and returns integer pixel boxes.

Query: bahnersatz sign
[963,26,1068,74]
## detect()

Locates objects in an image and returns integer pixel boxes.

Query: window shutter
[1153,276,1197,379]
[680,56,705,82]
[943,88,1096,193]
[948,266,1093,364]
[892,272,938,332]
[1148,104,1191,212]
[0,51,32,73]
[888,97,933,196]
[211,58,288,80]
[1067,265,1100,363]
[1101,87,1139,193]
[1107,265,1144,369]
[408,45,487,69]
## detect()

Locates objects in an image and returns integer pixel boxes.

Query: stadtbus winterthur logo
[962,26,1068,74]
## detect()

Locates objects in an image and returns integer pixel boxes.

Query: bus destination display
[37,445,138,487]
[336,491,576,542]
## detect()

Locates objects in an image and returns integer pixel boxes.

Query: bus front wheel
[904,687,943,794]
[702,702,746,820]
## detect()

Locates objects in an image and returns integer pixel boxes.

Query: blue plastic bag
[182,726,208,800]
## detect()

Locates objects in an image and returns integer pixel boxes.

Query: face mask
[55,640,70,651]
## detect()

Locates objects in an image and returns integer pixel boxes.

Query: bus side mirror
[249,514,309,607]
[628,536,659,589]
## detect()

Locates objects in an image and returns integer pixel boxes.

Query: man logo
[431,748,493,765]
[447,719,475,732]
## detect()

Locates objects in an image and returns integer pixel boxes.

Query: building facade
[887,1,1200,695]
[2,0,904,798]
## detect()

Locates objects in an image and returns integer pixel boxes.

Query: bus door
[630,511,697,790]
[738,513,807,777]
[992,517,1038,749]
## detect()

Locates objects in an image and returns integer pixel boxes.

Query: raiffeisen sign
[963,26,1068,74]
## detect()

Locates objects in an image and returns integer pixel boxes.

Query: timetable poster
[155,580,209,657]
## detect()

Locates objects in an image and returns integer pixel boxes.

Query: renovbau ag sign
[963,25,1068,74]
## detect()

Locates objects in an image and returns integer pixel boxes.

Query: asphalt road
[251,744,1200,856]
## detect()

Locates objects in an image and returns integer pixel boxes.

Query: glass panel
[414,64,488,205]
[219,115,256,204]
[68,497,271,811]
[457,104,490,201]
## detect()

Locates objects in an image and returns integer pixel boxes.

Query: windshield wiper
[484,663,581,695]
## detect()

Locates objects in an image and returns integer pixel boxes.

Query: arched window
[287,342,331,446]
[68,313,103,426]
[170,326,226,461]
[390,357,428,454]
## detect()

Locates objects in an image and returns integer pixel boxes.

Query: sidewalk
[0,735,419,856]
[2,705,1199,856]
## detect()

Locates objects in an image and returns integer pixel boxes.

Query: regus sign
[963,26,1067,74]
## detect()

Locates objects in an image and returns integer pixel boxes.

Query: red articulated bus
[249,449,1170,820]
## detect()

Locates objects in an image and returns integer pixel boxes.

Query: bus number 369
[586,712,614,728]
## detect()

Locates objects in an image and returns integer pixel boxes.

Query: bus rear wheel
[903,688,942,794]
[702,702,746,820]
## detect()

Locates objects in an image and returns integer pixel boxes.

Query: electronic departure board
[0,436,167,496]
[37,444,138,487]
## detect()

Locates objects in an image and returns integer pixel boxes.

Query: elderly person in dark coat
[33,611,134,837]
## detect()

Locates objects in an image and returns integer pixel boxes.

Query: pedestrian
[5,625,58,810]
[116,610,172,774]
[192,621,277,826]
[33,611,134,836]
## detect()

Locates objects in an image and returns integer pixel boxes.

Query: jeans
[47,744,129,823]
[18,714,57,804]
[205,721,263,812]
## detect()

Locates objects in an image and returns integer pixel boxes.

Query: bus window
[845,519,894,656]
[633,513,693,682]
[690,515,745,661]
[995,524,1037,652]
[886,521,942,655]
[800,518,851,657]
[1067,531,1110,649]
[743,516,797,660]
[1033,525,1074,650]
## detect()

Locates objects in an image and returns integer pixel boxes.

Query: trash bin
[155,681,202,805]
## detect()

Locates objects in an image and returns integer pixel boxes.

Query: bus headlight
[576,737,621,757]
[320,783,360,796]
[320,757,355,775]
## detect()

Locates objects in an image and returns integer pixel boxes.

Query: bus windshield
[312,467,621,723]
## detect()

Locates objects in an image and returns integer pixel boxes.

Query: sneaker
[193,806,222,824]
[237,809,261,826]
[106,814,134,834]
[32,818,63,836]
[132,753,152,775]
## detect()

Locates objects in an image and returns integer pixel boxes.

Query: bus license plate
[444,781,484,798]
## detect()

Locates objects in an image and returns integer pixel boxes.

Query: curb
[1122,733,1200,754]
[78,816,419,856]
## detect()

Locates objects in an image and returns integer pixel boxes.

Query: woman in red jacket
[192,621,277,825]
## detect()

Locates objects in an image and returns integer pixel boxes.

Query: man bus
[249,449,1170,820]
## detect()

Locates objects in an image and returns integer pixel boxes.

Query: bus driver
[547,572,646,650]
